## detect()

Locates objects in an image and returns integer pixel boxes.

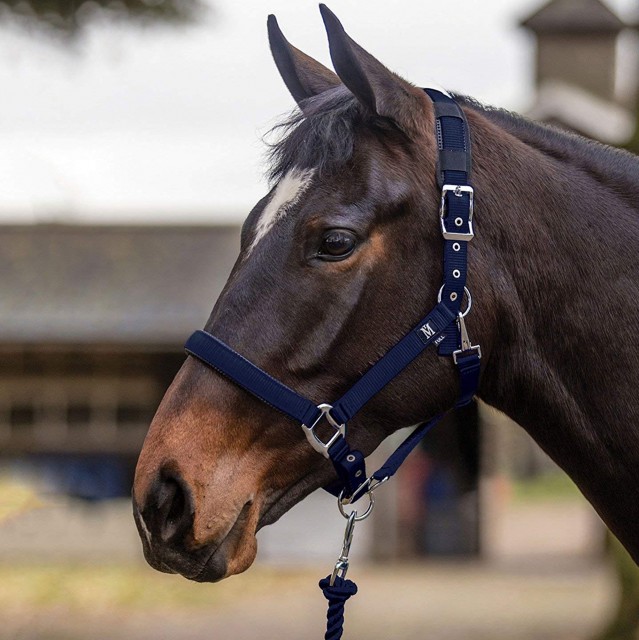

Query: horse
[132,5,639,584]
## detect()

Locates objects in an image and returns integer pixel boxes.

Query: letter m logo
[419,322,436,341]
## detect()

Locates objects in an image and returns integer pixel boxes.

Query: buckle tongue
[301,403,346,458]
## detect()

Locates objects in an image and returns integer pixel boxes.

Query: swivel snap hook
[330,511,357,586]
[452,311,482,364]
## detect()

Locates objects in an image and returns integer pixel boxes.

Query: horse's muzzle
[132,469,231,582]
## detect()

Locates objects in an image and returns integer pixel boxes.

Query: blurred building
[0,224,239,499]
[0,222,486,560]
[522,0,636,144]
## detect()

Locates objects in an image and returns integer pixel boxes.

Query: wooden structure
[0,224,239,497]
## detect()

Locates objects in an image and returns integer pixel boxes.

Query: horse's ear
[268,14,341,110]
[319,4,429,133]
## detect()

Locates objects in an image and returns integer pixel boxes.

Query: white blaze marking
[247,168,314,256]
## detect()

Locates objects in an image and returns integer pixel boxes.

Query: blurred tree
[0,0,205,36]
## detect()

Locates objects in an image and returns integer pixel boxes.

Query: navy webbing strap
[423,88,473,356]
[185,330,321,427]
[329,302,455,425]
[455,351,481,407]
[371,414,444,483]
[423,89,481,410]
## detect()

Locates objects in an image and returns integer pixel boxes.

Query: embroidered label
[419,323,436,340]
[416,321,447,346]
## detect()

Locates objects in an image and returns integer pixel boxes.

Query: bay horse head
[132,5,497,582]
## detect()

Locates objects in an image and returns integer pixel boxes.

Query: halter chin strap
[184,89,481,502]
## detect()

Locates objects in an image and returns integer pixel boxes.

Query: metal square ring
[301,403,346,458]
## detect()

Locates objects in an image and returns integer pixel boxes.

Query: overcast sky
[0,0,636,223]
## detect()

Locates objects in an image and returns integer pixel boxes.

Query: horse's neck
[471,110,639,559]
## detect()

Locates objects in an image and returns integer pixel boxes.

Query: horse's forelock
[266,88,360,183]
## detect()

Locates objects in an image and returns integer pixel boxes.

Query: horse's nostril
[166,479,186,526]
[142,470,194,544]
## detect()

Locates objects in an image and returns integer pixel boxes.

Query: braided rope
[319,575,358,640]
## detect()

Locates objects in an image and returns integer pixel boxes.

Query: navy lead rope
[319,576,358,640]
[183,89,481,640]
[319,511,360,640]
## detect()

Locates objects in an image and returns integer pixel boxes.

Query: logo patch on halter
[419,322,435,339]
[416,322,446,346]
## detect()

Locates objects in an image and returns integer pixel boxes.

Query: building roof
[521,0,626,34]
[0,224,240,347]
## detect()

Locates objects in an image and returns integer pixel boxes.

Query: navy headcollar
[184,88,481,504]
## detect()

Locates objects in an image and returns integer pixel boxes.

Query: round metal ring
[437,285,473,317]
[338,490,375,521]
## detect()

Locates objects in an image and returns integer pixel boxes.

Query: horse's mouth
[135,466,333,583]
[191,502,254,582]
[135,500,252,583]
[195,468,333,582]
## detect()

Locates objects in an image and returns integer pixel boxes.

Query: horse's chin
[191,529,259,583]
[135,501,259,583]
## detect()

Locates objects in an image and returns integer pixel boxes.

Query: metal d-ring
[437,285,472,317]
[342,474,391,505]
[337,490,375,521]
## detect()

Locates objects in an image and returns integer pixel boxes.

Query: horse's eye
[318,229,357,260]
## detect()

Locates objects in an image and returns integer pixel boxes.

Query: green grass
[511,472,583,503]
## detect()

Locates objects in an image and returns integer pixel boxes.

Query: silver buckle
[440,184,474,242]
[301,403,346,458]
